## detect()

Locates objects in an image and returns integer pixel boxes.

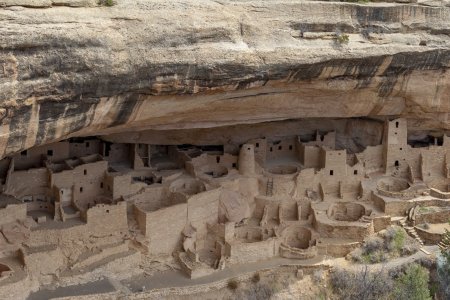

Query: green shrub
[392,227,406,252]
[336,33,350,44]
[99,0,115,6]
[392,264,431,300]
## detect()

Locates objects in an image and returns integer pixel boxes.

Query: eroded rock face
[0,0,450,158]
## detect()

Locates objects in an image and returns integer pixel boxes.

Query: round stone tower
[238,144,255,175]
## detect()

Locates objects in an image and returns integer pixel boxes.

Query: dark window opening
[395,160,399,167]
[278,146,282,150]
[84,169,87,175]
[232,163,237,168]
[289,145,293,150]
[216,156,220,163]
[330,170,334,176]
[256,143,259,148]
[354,170,358,175]
[80,187,83,193]
[320,135,325,142]
[395,132,398,135]
[400,148,403,151]
[47,149,53,156]
[199,145,224,153]
[86,142,90,148]
[396,122,399,128]
[100,182,104,188]
[61,190,64,194]
[106,210,110,213]
[104,142,112,157]
[270,147,273,152]
[247,147,251,151]
[21,150,27,156]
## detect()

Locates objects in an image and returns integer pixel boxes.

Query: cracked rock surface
[0,0,450,157]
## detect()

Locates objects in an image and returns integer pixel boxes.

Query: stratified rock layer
[1,0,450,157]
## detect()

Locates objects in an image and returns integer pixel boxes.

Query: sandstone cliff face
[1,0,450,157]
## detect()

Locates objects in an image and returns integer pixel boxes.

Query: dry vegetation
[349,226,419,264]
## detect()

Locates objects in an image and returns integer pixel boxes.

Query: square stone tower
[383,118,408,173]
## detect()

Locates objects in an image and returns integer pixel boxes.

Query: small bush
[364,236,384,253]
[392,263,431,300]
[330,266,393,300]
[98,0,115,6]
[251,272,261,283]
[227,279,239,291]
[336,33,350,44]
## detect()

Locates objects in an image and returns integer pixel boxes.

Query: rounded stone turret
[238,144,255,175]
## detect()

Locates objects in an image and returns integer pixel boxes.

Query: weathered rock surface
[1,0,450,157]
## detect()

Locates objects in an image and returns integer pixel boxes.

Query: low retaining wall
[430,188,450,199]
[279,244,317,260]
[415,227,443,244]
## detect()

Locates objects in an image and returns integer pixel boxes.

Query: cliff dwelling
[1,0,450,298]
[0,116,449,298]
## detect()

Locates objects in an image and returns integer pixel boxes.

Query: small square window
[270,147,273,152]
[330,170,334,176]
[21,150,27,156]
[289,145,293,150]
[278,146,282,150]
[80,187,83,192]
[100,182,104,188]
[354,170,358,175]
[232,163,237,168]
[86,142,90,147]
[84,169,87,175]
[47,149,53,156]
[256,143,259,148]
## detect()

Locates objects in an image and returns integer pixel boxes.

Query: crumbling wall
[69,140,101,158]
[138,203,187,255]
[187,189,220,239]
[13,142,70,171]
[356,145,383,174]
[226,239,278,264]
[4,168,48,199]
[299,145,321,168]
[69,161,108,210]
[266,137,297,161]
[85,202,128,234]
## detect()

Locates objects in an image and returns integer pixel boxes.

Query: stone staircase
[266,178,273,196]
[399,217,424,246]
[438,233,449,252]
